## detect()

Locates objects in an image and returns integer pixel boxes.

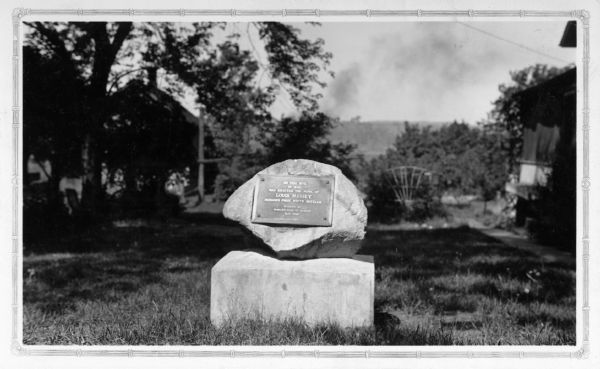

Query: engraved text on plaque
[251,175,335,226]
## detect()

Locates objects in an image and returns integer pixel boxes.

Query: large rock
[223,159,367,259]
[210,251,374,327]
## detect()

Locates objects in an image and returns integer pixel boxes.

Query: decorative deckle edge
[8,8,589,17]
[10,7,591,359]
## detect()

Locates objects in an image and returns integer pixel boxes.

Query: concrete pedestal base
[210,251,374,328]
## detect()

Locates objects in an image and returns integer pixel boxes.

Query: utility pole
[196,110,227,204]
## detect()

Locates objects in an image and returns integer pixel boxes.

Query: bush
[408,198,446,223]
[365,169,404,222]
[366,167,445,223]
[214,156,265,201]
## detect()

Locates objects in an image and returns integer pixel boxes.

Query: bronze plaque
[251,174,335,226]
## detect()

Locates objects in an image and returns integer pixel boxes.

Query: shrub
[214,156,265,201]
[366,167,445,223]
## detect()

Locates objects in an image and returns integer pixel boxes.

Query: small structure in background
[23,67,228,217]
[505,21,576,226]
[386,166,434,208]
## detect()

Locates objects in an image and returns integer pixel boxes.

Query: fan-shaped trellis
[386,166,433,206]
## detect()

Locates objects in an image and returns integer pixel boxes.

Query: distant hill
[328,120,449,159]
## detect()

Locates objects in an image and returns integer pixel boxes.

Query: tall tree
[82,22,133,207]
[154,22,332,158]
[261,112,357,179]
[24,22,332,212]
[25,22,133,210]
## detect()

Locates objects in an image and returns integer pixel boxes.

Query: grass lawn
[23,213,575,345]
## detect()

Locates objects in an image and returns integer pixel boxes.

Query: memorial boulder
[211,159,373,328]
[223,159,367,259]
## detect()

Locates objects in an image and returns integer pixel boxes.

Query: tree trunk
[81,134,94,208]
[25,22,132,217]
[81,100,107,214]
[80,22,132,215]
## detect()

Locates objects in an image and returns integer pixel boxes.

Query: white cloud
[307,21,575,123]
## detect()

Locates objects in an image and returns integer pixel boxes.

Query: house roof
[559,20,576,47]
[146,87,199,127]
[517,67,576,101]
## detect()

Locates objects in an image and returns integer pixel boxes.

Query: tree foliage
[366,121,508,222]
[261,113,356,178]
[23,21,338,215]
[24,21,134,210]
[257,22,332,112]
[213,112,357,201]
[381,121,506,195]
[154,22,332,158]
[23,45,86,173]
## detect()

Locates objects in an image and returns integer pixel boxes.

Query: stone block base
[210,251,374,328]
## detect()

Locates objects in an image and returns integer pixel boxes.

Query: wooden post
[197,111,205,202]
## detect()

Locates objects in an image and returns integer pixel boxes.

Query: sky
[272,21,576,124]
[173,21,575,125]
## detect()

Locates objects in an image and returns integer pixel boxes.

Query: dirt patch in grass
[23,214,575,345]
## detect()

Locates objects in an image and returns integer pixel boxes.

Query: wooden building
[505,21,576,226]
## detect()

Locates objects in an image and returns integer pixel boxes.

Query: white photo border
[10,7,591,359]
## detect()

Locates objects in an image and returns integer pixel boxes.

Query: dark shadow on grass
[24,251,165,314]
[23,212,275,316]
[23,212,241,255]
[360,227,538,267]
[432,294,479,314]
[23,220,576,345]
[466,263,575,303]
[38,300,76,315]
[363,227,575,304]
